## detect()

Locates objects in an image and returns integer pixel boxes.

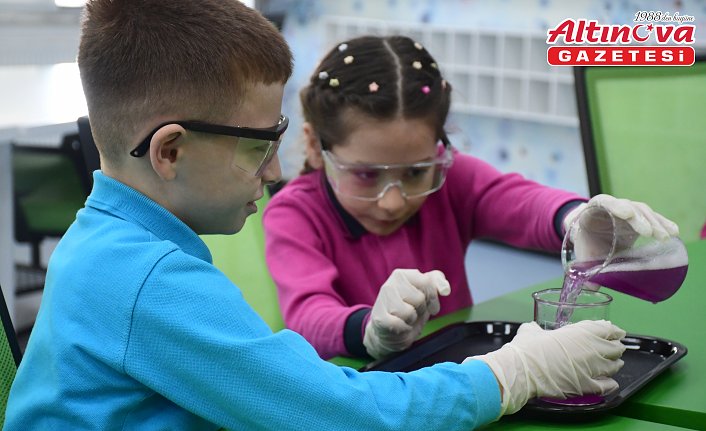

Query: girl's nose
[377,183,406,212]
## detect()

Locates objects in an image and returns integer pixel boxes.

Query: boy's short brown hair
[78,0,292,166]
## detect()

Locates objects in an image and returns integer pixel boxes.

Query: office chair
[12,134,89,295]
[201,191,285,332]
[0,284,22,426]
[574,56,706,243]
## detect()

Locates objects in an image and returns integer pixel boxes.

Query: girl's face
[326,116,439,236]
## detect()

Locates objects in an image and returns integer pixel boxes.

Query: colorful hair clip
[318,71,329,80]
[343,55,354,64]
[329,78,340,87]
[368,82,379,93]
[338,43,348,52]
[414,42,423,50]
[412,61,422,70]
[421,85,431,94]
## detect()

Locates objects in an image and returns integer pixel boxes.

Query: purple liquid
[556,263,688,325]
[590,265,688,303]
[555,273,590,325]
[540,394,605,406]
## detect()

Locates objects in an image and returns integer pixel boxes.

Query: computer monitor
[574,55,706,243]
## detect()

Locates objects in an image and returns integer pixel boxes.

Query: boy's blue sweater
[4,172,499,430]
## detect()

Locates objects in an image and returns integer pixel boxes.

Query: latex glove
[363,269,451,359]
[467,320,626,416]
[563,194,680,243]
[562,195,681,275]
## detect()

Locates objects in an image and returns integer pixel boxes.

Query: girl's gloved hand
[363,269,451,359]
[563,194,680,242]
[562,195,681,271]
[468,320,626,416]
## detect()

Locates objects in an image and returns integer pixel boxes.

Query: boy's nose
[377,183,406,212]
[262,153,282,185]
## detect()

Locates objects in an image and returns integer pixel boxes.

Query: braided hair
[299,35,451,173]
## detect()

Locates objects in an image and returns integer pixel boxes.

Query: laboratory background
[0,0,706,431]
[1,0,705,348]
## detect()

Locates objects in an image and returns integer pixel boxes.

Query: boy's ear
[148,124,186,180]
[303,122,324,170]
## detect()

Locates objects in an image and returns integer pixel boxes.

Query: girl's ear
[303,122,324,170]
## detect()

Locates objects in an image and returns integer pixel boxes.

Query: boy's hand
[363,269,451,359]
[468,320,626,416]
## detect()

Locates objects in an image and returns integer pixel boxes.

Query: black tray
[361,321,687,417]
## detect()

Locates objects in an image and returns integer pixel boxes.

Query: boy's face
[327,117,439,236]
[171,82,284,234]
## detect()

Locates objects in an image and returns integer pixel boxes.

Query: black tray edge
[359,321,521,372]
[360,320,689,417]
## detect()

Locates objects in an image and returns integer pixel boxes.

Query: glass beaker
[561,205,689,305]
[533,288,614,406]
[533,288,612,330]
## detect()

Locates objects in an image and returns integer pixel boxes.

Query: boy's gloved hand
[467,320,626,416]
[363,269,451,359]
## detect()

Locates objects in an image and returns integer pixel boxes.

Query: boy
[4,1,625,429]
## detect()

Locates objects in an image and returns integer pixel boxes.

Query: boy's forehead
[227,81,285,128]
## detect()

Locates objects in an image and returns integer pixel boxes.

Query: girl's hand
[363,269,451,359]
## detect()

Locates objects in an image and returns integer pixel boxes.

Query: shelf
[324,16,578,128]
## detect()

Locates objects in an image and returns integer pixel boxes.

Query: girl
[263,35,677,360]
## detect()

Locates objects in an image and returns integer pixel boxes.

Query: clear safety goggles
[130,115,288,177]
[322,138,454,201]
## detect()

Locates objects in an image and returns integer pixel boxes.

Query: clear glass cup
[533,287,614,406]
[561,205,689,304]
[533,288,612,330]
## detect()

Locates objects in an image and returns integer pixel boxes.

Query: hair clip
[421,85,431,94]
[412,61,422,70]
[343,55,354,64]
[368,82,379,93]
[318,71,329,80]
[338,43,348,52]
[430,62,438,69]
[329,78,340,87]
[414,42,423,50]
[441,79,447,89]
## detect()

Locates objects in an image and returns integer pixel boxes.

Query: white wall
[0,2,81,66]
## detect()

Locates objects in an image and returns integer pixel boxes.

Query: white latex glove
[562,196,680,283]
[363,269,451,359]
[563,194,680,243]
[467,320,626,416]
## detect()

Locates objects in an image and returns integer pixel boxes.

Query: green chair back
[575,59,706,243]
[12,135,88,244]
[201,191,285,331]
[0,286,22,426]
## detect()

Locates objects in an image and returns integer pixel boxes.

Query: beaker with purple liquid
[532,288,614,406]
[561,205,689,309]
[533,288,612,330]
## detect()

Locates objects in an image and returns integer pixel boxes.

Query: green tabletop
[332,240,706,430]
[479,413,691,430]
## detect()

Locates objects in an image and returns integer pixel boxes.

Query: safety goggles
[129,115,288,177]
[322,139,454,201]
